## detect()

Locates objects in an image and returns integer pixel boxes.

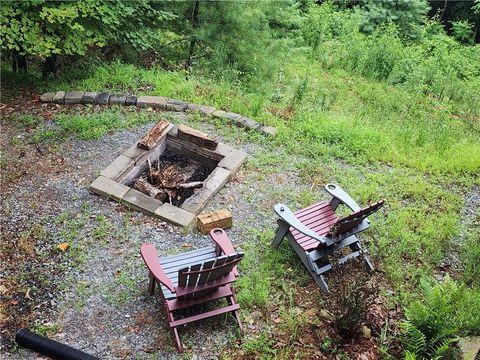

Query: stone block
[122,143,146,160]
[122,188,163,214]
[167,125,178,137]
[214,142,234,157]
[154,203,196,228]
[166,99,188,112]
[135,137,167,166]
[260,125,277,136]
[100,155,134,180]
[187,103,216,114]
[218,149,247,173]
[204,167,231,192]
[125,95,137,106]
[224,112,243,122]
[212,110,226,118]
[95,92,111,105]
[181,188,215,214]
[136,96,168,109]
[239,117,261,130]
[82,92,98,104]
[40,92,55,103]
[64,91,84,104]
[53,91,65,104]
[109,93,126,106]
[89,176,129,201]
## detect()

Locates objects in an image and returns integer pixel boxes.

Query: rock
[82,92,98,104]
[40,92,55,103]
[109,94,127,106]
[187,103,216,114]
[125,95,137,106]
[260,125,277,137]
[361,325,372,338]
[239,117,261,130]
[458,337,480,360]
[319,309,334,321]
[136,96,168,109]
[165,99,188,112]
[53,91,65,104]
[95,92,111,105]
[64,91,84,104]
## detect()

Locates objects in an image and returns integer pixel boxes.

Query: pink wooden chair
[141,228,243,352]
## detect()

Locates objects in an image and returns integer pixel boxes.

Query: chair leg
[228,290,243,333]
[272,220,289,248]
[148,272,155,295]
[172,327,183,352]
[166,308,183,352]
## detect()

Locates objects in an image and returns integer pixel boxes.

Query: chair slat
[206,256,228,283]
[197,260,215,286]
[178,267,188,287]
[187,263,202,288]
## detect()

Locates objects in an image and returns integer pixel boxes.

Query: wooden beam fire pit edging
[177,125,219,150]
[40,91,277,136]
[137,120,172,150]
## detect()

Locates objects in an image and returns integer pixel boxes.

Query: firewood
[197,209,232,234]
[133,178,167,202]
[137,120,170,150]
[177,125,218,150]
[161,181,203,190]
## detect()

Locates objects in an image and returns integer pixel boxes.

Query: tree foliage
[0,0,173,57]
[358,0,430,39]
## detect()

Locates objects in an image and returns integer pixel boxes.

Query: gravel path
[1,111,306,359]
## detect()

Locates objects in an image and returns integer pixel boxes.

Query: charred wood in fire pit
[137,120,170,150]
[133,178,167,202]
[148,164,185,188]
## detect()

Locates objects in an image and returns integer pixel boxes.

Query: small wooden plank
[198,260,215,285]
[137,120,171,150]
[177,125,218,150]
[178,267,188,287]
[197,209,232,234]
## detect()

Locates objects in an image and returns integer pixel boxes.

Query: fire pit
[90,121,247,229]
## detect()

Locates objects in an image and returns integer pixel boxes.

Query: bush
[401,278,480,359]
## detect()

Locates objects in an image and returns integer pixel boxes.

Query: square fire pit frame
[89,124,247,229]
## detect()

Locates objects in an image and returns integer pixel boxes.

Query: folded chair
[141,228,243,352]
[272,183,384,294]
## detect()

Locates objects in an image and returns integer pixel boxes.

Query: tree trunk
[12,50,27,73]
[42,55,58,78]
[184,0,200,79]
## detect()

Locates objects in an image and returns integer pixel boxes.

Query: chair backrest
[327,200,385,237]
[176,252,244,300]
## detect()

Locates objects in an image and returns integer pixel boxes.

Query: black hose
[15,329,99,360]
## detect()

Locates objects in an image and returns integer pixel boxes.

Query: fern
[401,278,460,359]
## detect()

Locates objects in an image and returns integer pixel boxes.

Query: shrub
[401,277,480,359]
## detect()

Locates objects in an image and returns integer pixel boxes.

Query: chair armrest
[325,183,361,212]
[274,203,326,245]
[140,244,176,293]
[210,228,236,256]
[209,228,239,276]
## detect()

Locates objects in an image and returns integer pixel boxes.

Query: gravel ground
[0,111,302,359]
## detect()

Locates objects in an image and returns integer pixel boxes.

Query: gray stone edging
[40,91,277,137]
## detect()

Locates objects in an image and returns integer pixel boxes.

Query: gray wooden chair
[272,183,384,294]
[141,228,243,352]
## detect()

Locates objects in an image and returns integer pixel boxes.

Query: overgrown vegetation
[2,0,479,358]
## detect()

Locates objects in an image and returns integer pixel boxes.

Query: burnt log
[137,120,170,150]
[177,125,218,150]
[133,178,167,202]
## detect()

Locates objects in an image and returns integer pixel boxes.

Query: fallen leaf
[57,242,70,252]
